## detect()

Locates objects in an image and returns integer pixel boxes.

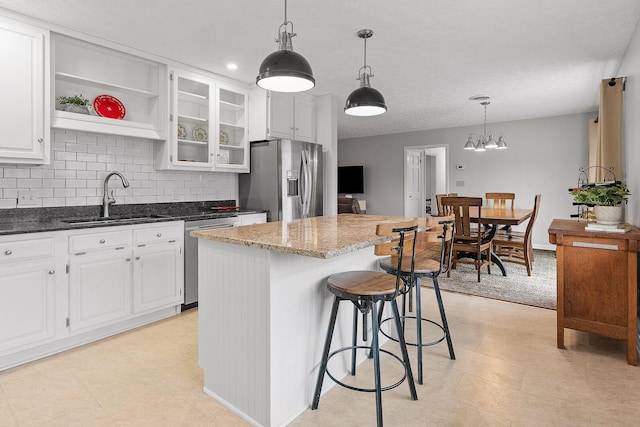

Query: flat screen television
[338,165,364,194]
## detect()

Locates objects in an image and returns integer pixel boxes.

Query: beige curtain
[588,78,624,183]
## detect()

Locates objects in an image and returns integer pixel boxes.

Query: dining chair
[377,215,456,384]
[485,192,515,210]
[441,196,492,282]
[337,197,362,214]
[435,193,458,216]
[312,219,419,427]
[492,194,541,276]
[485,192,515,232]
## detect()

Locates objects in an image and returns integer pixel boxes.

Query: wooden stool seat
[379,253,441,276]
[328,271,401,296]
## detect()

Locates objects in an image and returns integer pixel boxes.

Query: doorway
[403,145,449,217]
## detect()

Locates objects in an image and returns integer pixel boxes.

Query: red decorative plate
[93,95,126,120]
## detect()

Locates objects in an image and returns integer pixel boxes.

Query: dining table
[468,207,534,276]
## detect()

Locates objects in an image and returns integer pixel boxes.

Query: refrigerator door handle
[300,149,312,217]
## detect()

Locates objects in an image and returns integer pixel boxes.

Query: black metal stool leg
[415,276,424,384]
[432,276,455,360]
[370,300,384,427]
[390,298,418,400]
[312,296,341,410]
[351,304,358,375]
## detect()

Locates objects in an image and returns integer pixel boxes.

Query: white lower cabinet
[132,226,183,314]
[0,259,56,353]
[0,235,58,354]
[0,221,184,371]
[68,248,133,332]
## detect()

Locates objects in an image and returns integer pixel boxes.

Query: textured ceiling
[1,0,639,139]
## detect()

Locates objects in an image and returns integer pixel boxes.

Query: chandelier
[464,96,507,151]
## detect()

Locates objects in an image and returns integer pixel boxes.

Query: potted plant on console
[57,94,91,114]
[571,182,630,225]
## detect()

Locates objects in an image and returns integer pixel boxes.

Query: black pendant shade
[344,86,387,116]
[257,49,315,93]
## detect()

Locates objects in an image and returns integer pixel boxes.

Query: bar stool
[378,216,456,385]
[311,219,419,427]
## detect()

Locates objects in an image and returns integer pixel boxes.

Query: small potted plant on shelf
[57,94,91,114]
[571,182,630,224]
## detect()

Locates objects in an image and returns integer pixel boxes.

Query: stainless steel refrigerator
[239,139,323,223]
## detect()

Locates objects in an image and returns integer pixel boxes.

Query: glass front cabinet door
[169,68,215,169]
[215,82,249,172]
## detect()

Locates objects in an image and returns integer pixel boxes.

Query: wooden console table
[548,219,640,365]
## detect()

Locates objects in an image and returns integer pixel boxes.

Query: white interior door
[404,144,449,218]
[404,149,422,217]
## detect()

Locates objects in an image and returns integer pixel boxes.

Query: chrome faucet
[103,172,130,217]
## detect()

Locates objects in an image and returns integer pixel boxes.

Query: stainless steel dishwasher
[183,216,239,310]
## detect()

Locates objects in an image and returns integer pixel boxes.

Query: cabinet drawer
[69,230,131,253]
[133,224,182,245]
[0,238,55,262]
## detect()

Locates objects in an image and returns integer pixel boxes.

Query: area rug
[431,249,557,310]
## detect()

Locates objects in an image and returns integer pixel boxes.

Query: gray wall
[339,112,594,250]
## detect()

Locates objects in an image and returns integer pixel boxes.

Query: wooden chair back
[337,197,362,214]
[485,192,515,210]
[440,196,483,240]
[374,218,419,256]
[374,219,419,294]
[435,193,458,216]
[425,215,456,274]
[523,194,541,242]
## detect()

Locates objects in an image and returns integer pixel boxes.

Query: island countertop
[191,214,419,259]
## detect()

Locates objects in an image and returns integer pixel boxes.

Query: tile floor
[1,289,639,426]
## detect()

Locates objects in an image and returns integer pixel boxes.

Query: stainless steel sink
[61,214,171,225]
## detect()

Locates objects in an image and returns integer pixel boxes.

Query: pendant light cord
[483,103,487,139]
[363,36,367,70]
[284,0,288,23]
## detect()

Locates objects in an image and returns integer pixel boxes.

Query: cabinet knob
[125,257,131,262]
[48,270,55,275]
[156,233,162,238]
[135,256,140,260]
[4,250,11,256]
[99,239,106,244]
[37,137,43,143]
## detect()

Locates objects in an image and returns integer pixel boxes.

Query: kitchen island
[192,214,416,427]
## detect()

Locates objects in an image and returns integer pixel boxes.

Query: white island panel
[198,238,379,427]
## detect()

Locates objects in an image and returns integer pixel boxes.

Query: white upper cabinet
[155,68,215,170]
[0,16,50,164]
[155,68,250,172]
[249,88,316,143]
[52,34,167,140]
[216,82,249,172]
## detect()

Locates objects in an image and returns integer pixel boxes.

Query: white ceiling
[1,0,639,139]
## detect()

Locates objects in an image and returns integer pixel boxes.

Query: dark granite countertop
[0,201,267,236]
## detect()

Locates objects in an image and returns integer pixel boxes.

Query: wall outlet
[17,191,37,206]
[455,180,465,187]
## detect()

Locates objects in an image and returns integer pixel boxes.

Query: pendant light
[344,29,387,116]
[463,96,508,151]
[256,0,315,92]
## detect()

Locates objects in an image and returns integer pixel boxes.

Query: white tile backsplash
[0,129,238,209]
